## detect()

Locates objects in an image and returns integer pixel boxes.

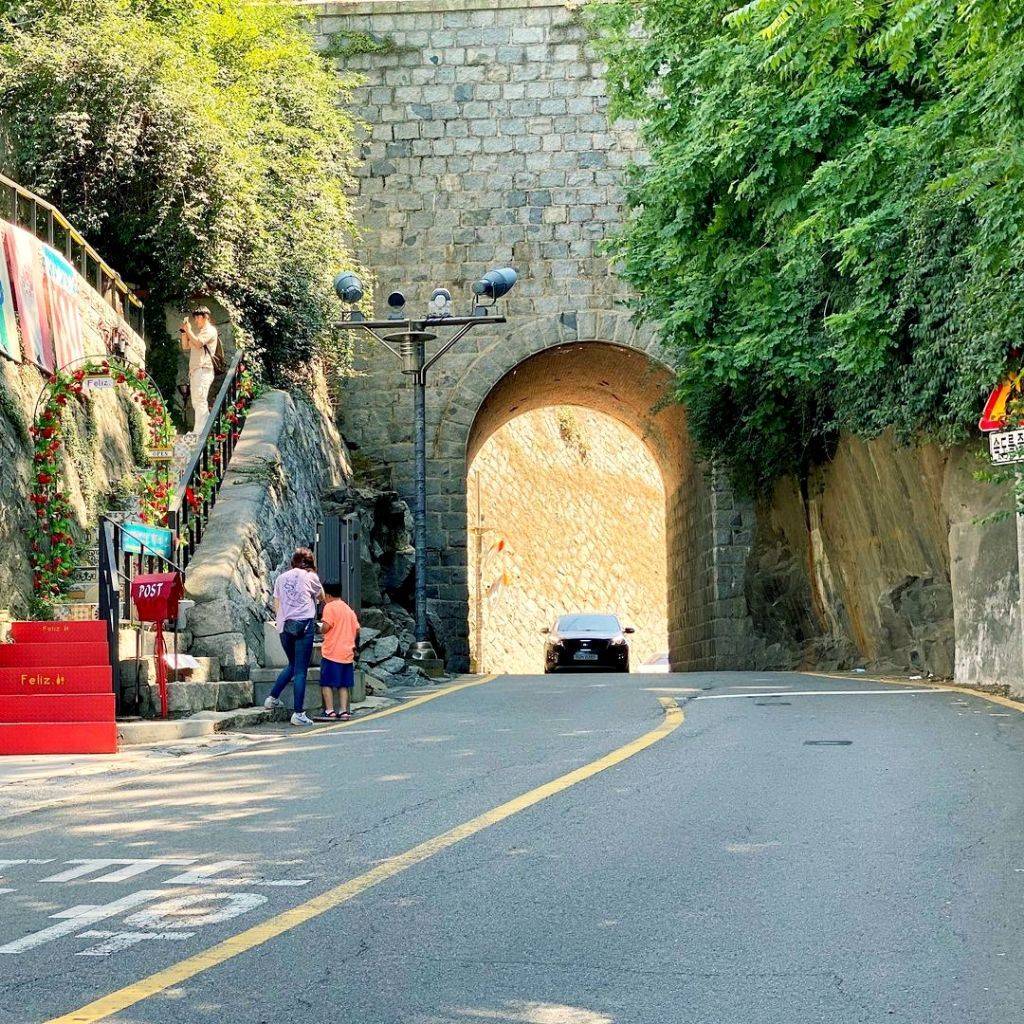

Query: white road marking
[0,889,13,895]
[642,687,701,693]
[0,891,165,954]
[124,891,267,929]
[75,930,194,957]
[695,689,951,700]
[163,861,309,888]
[41,859,196,883]
[727,685,798,691]
[0,859,54,867]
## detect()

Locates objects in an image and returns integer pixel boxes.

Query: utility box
[317,514,362,611]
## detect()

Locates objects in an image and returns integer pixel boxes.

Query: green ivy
[325,30,398,59]
[0,0,367,386]
[590,0,1024,492]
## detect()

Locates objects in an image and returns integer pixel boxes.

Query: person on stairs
[264,547,324,727]
[179,306,221,436]
[319,581,360,721]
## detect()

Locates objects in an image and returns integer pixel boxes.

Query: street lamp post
[334,270,517,668]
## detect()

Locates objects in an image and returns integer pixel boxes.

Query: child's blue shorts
[321,659,355,689]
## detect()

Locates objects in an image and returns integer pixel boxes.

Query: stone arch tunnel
[321,0,758,672]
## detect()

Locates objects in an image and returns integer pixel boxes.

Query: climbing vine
[28,358,174,607]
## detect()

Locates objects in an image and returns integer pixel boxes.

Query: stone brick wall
[313,0,759,672]
[468,406,668,674]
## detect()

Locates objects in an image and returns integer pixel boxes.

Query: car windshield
[556,614,620,633]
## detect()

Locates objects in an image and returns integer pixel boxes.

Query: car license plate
[574,651,598,661]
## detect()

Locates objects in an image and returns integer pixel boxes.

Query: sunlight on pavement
[453,1003,614,1023]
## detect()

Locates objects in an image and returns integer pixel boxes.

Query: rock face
[185,386,349,675]
[746,432,1018,688]
[321,481,432,686]
[0,357,142,617]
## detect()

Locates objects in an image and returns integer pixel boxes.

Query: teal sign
[121,521,174,559]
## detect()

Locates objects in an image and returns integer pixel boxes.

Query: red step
[0,722,118,755]
[0,694,115,723]
[0,642,108,668]
[0,666,112,695]
[10,620,107,644]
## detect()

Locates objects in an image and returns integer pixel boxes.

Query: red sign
[130,573,184,623]
[980,374,1023,432]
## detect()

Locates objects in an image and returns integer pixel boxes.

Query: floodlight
[334,272,364,304]
[471,268,518,302]
[429,288,452,318]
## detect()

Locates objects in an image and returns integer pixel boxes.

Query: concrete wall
[316,0,757,672]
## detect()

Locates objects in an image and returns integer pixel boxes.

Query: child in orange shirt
[319,582,360,720]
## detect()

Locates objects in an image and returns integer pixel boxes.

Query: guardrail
[0,172,145,338]
[167,352,249,570]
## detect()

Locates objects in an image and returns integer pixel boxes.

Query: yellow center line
[45,696,684,1024]
[290,673,499,740]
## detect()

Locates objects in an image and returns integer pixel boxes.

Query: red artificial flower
[36,473,52,486]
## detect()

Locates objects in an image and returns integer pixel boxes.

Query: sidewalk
[0,693,400,822]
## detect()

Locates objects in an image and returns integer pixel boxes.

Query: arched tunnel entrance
[464,341,702,674]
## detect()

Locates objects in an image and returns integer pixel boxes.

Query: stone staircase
[115,625,254,719]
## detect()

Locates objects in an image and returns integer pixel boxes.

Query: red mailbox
[130,573,184,623]
[129,573,184,719]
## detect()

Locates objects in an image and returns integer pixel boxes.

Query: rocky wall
[185,386,349,675]
[747,432,1022,690]
[0,356,143,617]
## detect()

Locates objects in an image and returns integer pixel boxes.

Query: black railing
[0,172,146,338]
[167,352,247,570]
[98,515,185,715]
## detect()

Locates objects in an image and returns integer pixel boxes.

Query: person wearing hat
[179,306,220,435]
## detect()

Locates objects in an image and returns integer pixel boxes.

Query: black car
[542,613,635,673]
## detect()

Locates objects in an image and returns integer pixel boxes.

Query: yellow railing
[0,172,145,336]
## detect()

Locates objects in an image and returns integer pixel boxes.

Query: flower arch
[29,356,175,605]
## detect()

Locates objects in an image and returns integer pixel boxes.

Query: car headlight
[609,636,627,647]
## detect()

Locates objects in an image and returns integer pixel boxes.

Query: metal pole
[1016,470,1024,684]
[475,473,484,673]
[413,359,429,645]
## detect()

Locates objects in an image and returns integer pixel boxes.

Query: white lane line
[643,687,702,693]
[695,688,952,700]
[727,685,799,691]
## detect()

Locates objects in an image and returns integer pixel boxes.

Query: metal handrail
[98,514,185,716]
[0,172,145,337]
[168,352,246,569]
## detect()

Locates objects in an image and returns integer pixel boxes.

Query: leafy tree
[590,0,1024,490]
[0,0,364,388]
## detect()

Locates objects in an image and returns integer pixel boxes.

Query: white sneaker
[264,696,284,709]
[291,712,313,726]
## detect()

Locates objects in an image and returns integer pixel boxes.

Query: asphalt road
[2,671,1024,1024]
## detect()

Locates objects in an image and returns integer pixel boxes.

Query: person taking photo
[179,306,220,435]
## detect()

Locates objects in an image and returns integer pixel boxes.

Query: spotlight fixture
[429,288,452,318]
[334,272,364,304]
[471,268,518,314]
